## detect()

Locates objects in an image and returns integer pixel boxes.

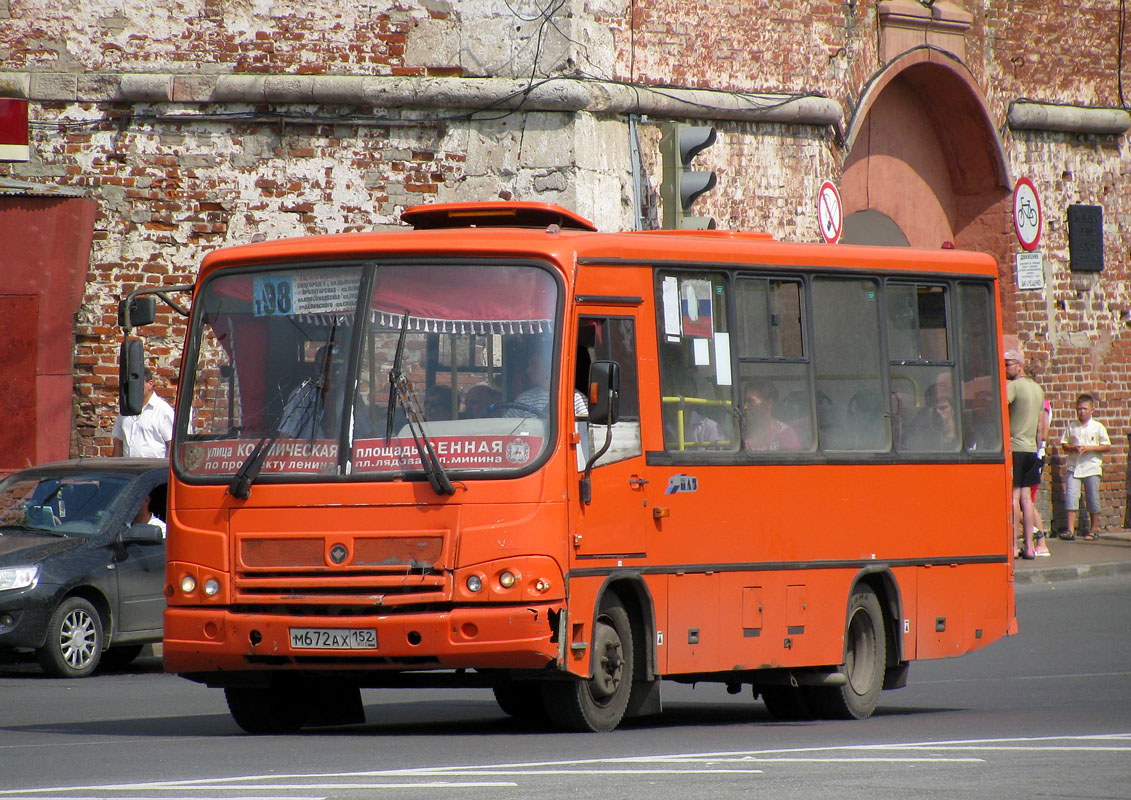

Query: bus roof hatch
[402,201,598,232]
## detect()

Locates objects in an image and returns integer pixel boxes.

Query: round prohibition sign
[1013,176,1042,251]
[817,181,843,244]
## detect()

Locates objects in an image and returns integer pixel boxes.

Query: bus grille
[234,533,450,605]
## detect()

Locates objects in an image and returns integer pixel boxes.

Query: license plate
[289,627,378,650]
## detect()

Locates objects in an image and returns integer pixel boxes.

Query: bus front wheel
[493,682,550,725]
[542,595,634,732]
[225,681,313,734]
[808,587,887,720]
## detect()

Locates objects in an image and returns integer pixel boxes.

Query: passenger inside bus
[741,380,800,452]
[903,379,960,451]
[424,384,456,421]
[512,347,552,415]
[461,384,501,418]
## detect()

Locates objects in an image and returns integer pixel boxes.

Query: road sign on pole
[1013,177,1042,251]
[817,181,842,244]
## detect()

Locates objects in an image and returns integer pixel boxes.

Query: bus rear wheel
[225,679,314,734]
[807,587,887,720]
[542,595,634,732]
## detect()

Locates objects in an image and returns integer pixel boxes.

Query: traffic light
[660,123,717,229]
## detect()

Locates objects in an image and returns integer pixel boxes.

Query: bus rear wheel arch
[542,593,635,732]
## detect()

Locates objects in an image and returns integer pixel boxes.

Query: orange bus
[120,201,1016,733]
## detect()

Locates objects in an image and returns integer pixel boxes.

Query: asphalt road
[1,575,1129,800]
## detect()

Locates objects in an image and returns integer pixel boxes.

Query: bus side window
[656,273,737,452]
[578,315,641,467]
[956,282,1003,452]
[887,283,959,453]
[734,276,814,453]
[812,276,888,452]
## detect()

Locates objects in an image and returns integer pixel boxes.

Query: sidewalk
[1013,528,1131,584]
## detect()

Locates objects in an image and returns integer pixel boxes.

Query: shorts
[1065,474,1101,513]
[1029,457,1046,502]
[1012,452,1042,488]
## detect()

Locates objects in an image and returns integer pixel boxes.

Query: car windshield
[0,473,132,536]
[179,261,560,481]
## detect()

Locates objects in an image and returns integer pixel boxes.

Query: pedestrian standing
[1030,396,1053,556]
[1059,393,1111,540]
[112,367,174,457]
[1005,347,1044,560]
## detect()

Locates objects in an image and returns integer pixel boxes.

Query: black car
[0,458,168,677]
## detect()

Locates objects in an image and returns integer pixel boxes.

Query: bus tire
[225,682,313,734]
[758,686,814,721]
[36,597,104,678]
[100,644,145,670]
[808,587,887,720]
[493,682,550,725]
[542,595,634,732]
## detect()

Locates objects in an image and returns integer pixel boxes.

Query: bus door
[571,313,647,559]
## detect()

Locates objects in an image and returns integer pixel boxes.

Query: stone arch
[841,48,1011,255]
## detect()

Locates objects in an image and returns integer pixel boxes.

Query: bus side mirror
[119,338,146,416]
[118,295,157,328]
[588,360,620,426]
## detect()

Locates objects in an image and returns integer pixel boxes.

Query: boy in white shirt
[1059,394,1111,540]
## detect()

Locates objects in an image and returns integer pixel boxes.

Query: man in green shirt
[1006,348,1045,559]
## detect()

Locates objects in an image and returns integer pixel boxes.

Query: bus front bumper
[163,603,561,674]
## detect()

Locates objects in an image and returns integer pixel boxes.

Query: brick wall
[2,0,1129,526]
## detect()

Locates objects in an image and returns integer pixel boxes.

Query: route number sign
[817,181,842,244]
[1013,177,1042,251]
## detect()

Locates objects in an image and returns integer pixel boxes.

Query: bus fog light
[466,574,483,593]
[180,575,197,594]
[498,570,516,589]
[533,578,551,593]
[203,578,220,596]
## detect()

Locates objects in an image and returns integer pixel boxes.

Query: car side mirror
[587,360,620,426]
[119,338,146,416]
[123,522,164,545]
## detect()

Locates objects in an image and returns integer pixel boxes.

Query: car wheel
[36,597,104,678]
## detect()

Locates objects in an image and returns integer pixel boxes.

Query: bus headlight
[203,578,220,597]
[180,575,197,594]
[466,574,483,593]
[498,570,517,589]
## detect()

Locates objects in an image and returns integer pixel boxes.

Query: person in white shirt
[1059,393,1111,540]
[112,368,174,458]
[132,490,167,537]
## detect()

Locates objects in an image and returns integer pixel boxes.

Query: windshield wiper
[385,311,455,496]
[385,311,409,442]
[227,377,316,499]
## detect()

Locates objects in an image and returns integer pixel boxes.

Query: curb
[1015,560,1131,584]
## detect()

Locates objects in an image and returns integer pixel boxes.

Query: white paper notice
[714,332,732,386]
[662,276,681,337]
[692,337,710,366]
[1015,251,1044,290]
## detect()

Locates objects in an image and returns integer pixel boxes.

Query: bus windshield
[178,261,561,482]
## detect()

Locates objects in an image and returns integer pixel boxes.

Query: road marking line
[5,732,1127,797]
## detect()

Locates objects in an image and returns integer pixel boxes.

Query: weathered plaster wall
[1,0,1129,528]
